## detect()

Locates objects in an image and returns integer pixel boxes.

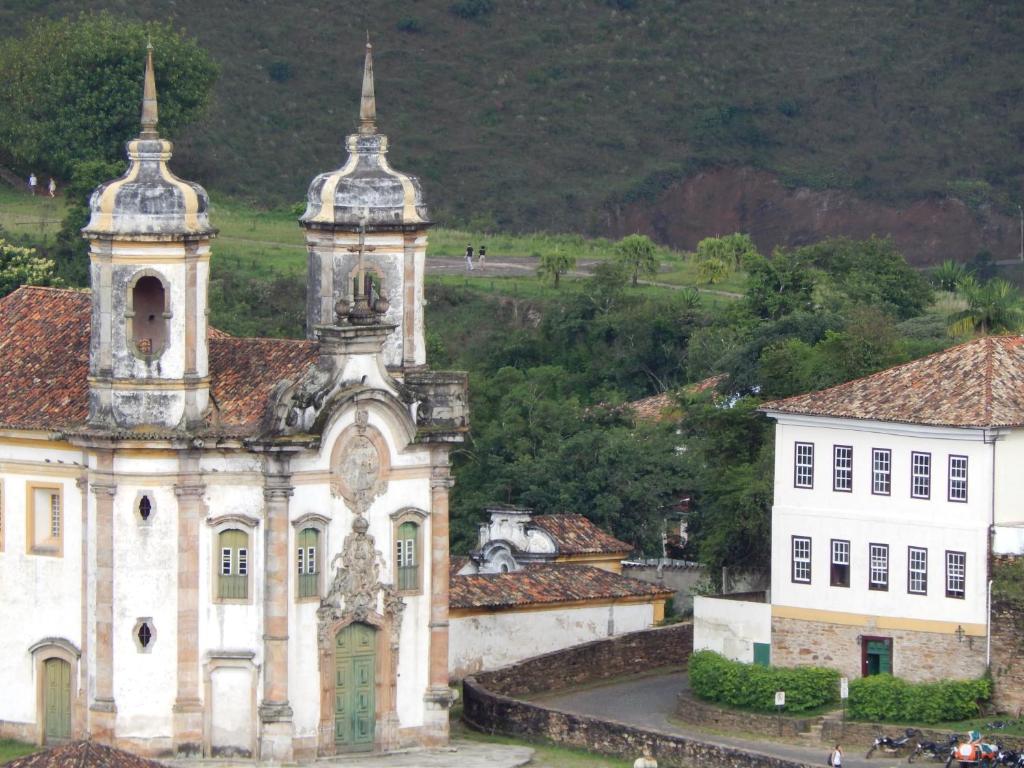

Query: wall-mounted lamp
[855,635,863,645]
[955,625,965,644]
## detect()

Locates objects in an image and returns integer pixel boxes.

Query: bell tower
[82,43,216,430]
[299,39,430,370]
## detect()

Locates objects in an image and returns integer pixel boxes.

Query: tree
[930,260,972,292]
[615,233,660,287]
[0,237,62,297]
[744,247,816,320]
[536,250,576,288]
[697,256,729,284]
[696,233,759,271]
[948,277,1024,336]
[0,13,218,178]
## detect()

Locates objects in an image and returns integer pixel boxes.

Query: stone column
[423,459,454,744]
[259,454,294,761]
[172,450,204,756]
[89,450,117,741]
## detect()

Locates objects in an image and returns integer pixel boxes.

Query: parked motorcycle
[909,734,959,763]
[994,747,1018,767]
[945,732,1000,768]
[867,728,921,759]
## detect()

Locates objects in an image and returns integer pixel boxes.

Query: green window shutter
[753,642,770,667]
[297,528,319,598]
[397,522,419,592]
[218,529,249,599]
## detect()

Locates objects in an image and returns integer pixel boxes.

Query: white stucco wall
[693,596,770,663]
[769,415,992,626]
[0,439,85,727]
[449,602,655,679]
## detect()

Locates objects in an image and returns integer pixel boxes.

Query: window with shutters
[297,527,320,599]
[396,521,420,594]
[217,529,249,600]
[27,483,63,556]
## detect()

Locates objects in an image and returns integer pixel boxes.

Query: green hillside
[2,1,1023,232]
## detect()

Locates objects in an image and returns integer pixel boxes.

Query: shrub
[688,650,840,714]
[847,674,991,724]
[450,0,493,20]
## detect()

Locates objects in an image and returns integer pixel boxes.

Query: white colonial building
[0,43,467,759]
[760,336,1024,681]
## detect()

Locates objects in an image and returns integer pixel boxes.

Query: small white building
[448,507,672,678]
[759,336,1024,681]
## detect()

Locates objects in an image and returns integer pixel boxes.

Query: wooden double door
[43,658,71,744]
[334,623,376,752]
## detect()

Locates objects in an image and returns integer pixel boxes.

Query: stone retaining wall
[463,677,816,768]
[991,599,1024,717]
[675,689,814,738]
[820,720,1024,752]
[477,622,693,698]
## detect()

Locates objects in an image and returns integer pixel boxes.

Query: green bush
[847,674,991,724]
[450,0,493,20]
[688,650,840,714]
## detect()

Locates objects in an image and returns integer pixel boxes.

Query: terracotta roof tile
[5,741,167,768]
[529,513,632,555]
[762,336,1024,428]
[0,286,317,435]
[629,375,724,423]
[449,564,673,610]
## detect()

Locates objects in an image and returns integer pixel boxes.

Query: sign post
[840,677,849,737]
[775,691,785,735]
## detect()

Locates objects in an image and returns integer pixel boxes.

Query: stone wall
[771,617,986,683]
[675,690,814,738]
[990,599,1024,716]
[463,677,815,768]
[476,622,692,698]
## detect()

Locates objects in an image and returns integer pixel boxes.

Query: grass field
[0,740,36,765]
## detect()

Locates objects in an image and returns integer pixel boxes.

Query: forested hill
[4,1,1023,248]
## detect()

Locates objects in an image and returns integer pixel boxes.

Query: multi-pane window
[792,536,811,583]
[911,452,931,499]
[830,539,850,587]
[218,529,248,599]
[948,456,968,503]
[908,547,928,594]
[872,449,891,495]
[869,543,889,591]
[794,443,814,488]
[29,485,62,555]
[833,446,853,492]
[946,551,966,599]
[396,521,419,592]
[297,528,319,599]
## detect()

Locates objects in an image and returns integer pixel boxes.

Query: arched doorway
[43,658,71,744]
[334,623,376,752]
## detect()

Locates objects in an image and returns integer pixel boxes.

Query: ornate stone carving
[316,516,404,645]
[333,431,387,513]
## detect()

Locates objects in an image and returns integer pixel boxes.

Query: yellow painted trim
[379,155,421,223]
[450,594,659,618]
[0,436,76,450]
[0,461,82,478]
[89,377,211,391]
[772,604,986,637]
[313,153,359,222]
[653,598,666,624]
[158,161,200,231]
[554,553,627,573]
[112,449,179,459]
[108,252,209,265]
[93,144,142,231]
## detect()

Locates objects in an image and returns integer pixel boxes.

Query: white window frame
[830,539,850,587]
[792,536,811,584]
[911,452,931,499]
[833,445,853,492]
[872,448,891,495]
[908,546,927,595]
[948,455,968,503]
[946,550,966,599]
[869,543,889,591]
[794,443,814,489]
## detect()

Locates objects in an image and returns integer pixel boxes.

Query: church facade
[0,42,467,760]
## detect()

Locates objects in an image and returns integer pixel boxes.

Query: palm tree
[536,250,576,289]
[948,277,1024,336]
[930,259,972,292]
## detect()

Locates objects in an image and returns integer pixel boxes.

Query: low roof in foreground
[5,741,167,768]
[529,514,632,555]
[450,563,673,610]
[761,335,1024,428]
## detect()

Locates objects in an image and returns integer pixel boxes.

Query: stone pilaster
[89,450,117,741]
[172,451,204,756]
[259,456,294,762]
[424,460,455,744]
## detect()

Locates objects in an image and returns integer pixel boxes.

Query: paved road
[534,672,901,768]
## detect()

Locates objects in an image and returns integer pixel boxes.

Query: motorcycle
[867,728,921,758]
[945,732,1000,768]
[909,734,959,763]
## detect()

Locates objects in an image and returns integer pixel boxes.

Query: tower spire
[358,33,377,136]
[140,39,159,139]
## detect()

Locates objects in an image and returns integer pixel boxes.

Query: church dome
[82,44,214,240]
[300,41,429,229]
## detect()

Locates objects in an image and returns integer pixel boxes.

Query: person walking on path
[465,244,474,271]
[478,244,486,267]
[28,173,37,195]
[830,744,843,768]
[48,178,56,198]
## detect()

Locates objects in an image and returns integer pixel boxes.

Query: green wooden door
[865,639,892,676]
[753,642,770,667]
[335,623,376,752]
[43,658,71,743]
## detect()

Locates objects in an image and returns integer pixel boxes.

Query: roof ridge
[211,335,315,345]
